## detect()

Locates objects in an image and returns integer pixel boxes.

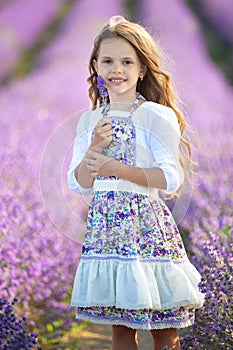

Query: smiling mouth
[109,78,126,84]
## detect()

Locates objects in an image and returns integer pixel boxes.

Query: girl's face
[94,37,143,103]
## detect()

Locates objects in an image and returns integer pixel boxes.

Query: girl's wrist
[105,158,119,177]
[111,160,125,178]
[88,142,104,153]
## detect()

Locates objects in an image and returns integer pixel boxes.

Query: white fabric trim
[93,179,158,197]
[71,258,205,311]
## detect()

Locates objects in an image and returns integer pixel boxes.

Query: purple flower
[0,297,40,349]
[97,75,108,98]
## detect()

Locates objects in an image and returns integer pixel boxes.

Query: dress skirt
[71,190,204,330]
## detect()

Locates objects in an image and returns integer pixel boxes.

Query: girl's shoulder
[136,101,179,131]
[139,101,176,119]
[79,107,102,121]
[76,107,103,131]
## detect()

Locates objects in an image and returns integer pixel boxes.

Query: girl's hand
[85,150,116,178]
[90,118,113,153]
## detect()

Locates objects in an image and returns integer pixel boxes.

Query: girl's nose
[112,62,123,74]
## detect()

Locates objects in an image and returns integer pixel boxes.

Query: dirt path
[76,323,153,350]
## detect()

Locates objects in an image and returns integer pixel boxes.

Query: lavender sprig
[0,297,41,349]
[97,75,108,99]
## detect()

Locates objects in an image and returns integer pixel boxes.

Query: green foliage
[124,0,139,20]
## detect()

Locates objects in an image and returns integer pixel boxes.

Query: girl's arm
[74,118,112,189]
[85,150,167,190]
[82,105,184,193]
[113,161,167,190]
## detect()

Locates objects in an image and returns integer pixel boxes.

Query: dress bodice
[102,115,136,166]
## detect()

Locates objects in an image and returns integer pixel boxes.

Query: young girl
[68,16,204,350]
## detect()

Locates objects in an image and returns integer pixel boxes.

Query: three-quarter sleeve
[145,104,184,194]
[67,110,93,195]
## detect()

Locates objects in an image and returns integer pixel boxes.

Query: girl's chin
[108,92,137,104]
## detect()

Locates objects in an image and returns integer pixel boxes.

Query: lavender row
[139,0,233,132]
[139,0,233,348]
[0,0,64,81]
[0,153,79,317]
[0,0,125,345]
[198,0,233,44]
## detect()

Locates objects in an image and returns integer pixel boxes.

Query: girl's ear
[139,65,147,81]
[93,59,98,74]
[141,64,147,77]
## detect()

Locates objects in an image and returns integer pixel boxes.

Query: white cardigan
[67,101,184,195]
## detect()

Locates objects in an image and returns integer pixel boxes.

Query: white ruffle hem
[71,256,204,311]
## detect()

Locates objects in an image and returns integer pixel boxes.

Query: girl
[67,16,204,350]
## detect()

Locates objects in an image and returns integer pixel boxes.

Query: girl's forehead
[98,37,137,57]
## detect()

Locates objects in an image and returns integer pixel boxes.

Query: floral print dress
[71,110,204,330]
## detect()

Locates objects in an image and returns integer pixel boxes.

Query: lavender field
[0,0,232,349]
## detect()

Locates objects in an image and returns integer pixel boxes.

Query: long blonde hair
[87,16,194,184]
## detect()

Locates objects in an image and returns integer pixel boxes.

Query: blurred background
[0,1,232,349]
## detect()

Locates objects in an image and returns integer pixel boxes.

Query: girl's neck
[103,92,142,116]
[108,91,137,104]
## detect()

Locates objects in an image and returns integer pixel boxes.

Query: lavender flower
[179,227,233,349]
[97,75,108,99]
[0,297,41,349]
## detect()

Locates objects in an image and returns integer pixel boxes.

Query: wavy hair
[87,16,195,187]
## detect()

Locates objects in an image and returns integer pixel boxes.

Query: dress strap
[101,92,143,119]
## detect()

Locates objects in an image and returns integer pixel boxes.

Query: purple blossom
[0,297,41,349]
[97,75,108,98]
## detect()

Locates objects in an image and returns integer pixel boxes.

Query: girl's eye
[123,60,133,65]
[103,59,112,64]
